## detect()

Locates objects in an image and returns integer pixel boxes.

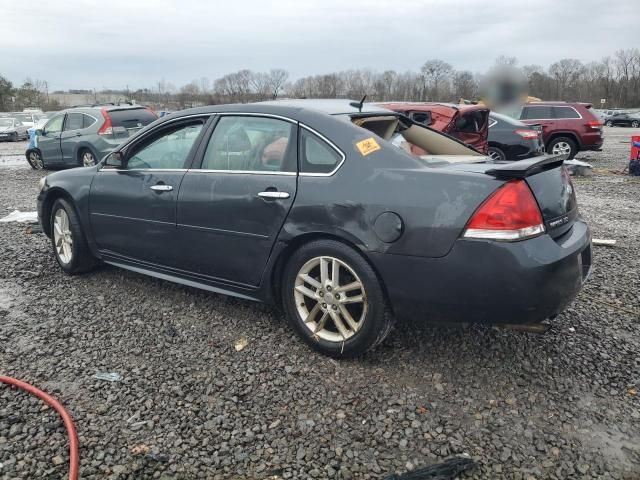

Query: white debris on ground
[0,210,38,223]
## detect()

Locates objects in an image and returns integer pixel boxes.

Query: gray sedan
[0,118,29,142]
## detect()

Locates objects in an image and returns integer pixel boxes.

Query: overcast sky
[1,0,637,91]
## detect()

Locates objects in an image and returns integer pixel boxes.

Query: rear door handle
[258,191,290,199]
[150,184,173,192]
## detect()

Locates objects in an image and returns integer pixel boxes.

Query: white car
[0,118,30,142]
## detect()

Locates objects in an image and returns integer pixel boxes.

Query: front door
[89,119,208,267]
[177,115,298,286]
[38,113,65,164]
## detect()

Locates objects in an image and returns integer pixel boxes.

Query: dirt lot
[1,128,639,479]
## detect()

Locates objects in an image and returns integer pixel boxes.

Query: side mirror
[104,151,125,168]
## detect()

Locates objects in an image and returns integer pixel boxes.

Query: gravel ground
[0,129,639,479]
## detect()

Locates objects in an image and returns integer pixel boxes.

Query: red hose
[0,375,79,480]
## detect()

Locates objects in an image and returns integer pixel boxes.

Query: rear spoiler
[485,154,566,179]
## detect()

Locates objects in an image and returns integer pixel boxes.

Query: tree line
[1,48,639,112]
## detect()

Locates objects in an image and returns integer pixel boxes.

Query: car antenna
[350,95,367,113]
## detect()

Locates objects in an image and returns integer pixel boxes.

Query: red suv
[515,102,603,159]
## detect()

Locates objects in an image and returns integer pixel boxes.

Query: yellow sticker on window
[355,137,381,156]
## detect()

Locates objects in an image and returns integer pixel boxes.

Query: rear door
[176,114,298,286]
[38,113,65,163]
[520,105,556,142]
[90,117,208,266]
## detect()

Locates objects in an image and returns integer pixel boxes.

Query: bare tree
[267,69,289,99]
[421,59,453,101]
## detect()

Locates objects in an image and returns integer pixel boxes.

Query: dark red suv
[514,102,603,159]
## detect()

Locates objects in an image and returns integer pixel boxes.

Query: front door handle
[258,191,290,199]
[150,184,173,192]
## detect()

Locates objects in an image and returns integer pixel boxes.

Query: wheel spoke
[54,222,63,236]
[340,294,364,304]
[331,258,339,287]
[335,281,361,293]
[299,273,321,290]
[55,237,63,248]
[320,257,329,285]
[295,284,318,300]
[313,312,329,333]
[339,305,359,331]
[329,310,349,338]
[304,303,321,323]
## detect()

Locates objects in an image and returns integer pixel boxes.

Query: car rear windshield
[108,108,157,129]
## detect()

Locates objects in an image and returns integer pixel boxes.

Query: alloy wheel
[551,141,572,156]
[53,209,73,264]
[632,121,639,128]
[293,256,367,342]
[488,149,503,161]
[29,151,44,169]
[82,151,96,167]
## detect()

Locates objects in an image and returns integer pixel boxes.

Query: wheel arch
[547,131,580,148]
[74,143,100,165]
[267,231,392,312]
[40,188,76,237]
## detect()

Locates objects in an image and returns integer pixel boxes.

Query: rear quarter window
[553,106,581,119]
[300,128,343,174]
[108,108,157,129]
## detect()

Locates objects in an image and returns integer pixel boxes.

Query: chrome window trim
[99,168,189,173]
[298,124,346,177]
[522,105,583,121]
[488,119,497,128]
[214,112,298,124]
[189,169,297,176]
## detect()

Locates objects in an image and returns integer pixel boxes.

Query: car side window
[127,122,204,170]
[44,115,64,134]
[64,113,84,131]
[299,128,342,174]
[553,107,580,119]
[521,106,554,120]
[201,116,296,172]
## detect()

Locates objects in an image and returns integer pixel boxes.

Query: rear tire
[78,148,96,167]
[488,146,506,161]
[547,136,577,159]
[50,198,98,274]
[281,239,394,358]
[632,121,639,128]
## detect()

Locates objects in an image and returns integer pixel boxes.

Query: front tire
[281,240,394,358]
[632,121,639,128]
[547,136,577,159]
[11,132,18,142]
[50,198,97,274]
[26,149,44,170]
[605,120,613,127]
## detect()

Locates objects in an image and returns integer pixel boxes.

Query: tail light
[463,180,545,241]
[515,129,539,140]
[586,120,602,130]
[97,110,113,136]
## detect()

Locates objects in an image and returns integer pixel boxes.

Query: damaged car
[37,99,592,357]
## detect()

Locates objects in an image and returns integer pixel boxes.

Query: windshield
[0,119,14,127]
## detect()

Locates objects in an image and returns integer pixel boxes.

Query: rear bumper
[579,132,604,151]
[370,219,591,325]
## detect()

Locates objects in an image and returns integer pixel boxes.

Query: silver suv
[27,103,158,170]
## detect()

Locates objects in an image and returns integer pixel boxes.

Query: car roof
[377,102,488,113]
[526,101,592,107]
[259,98,393,115]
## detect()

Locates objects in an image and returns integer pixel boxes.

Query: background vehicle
[37,100,591,357]
[604,112,640,128]
[33,104,157,169]
[0,117,29,142]
[487,112,544,160]
[378,102,490,153]
[511,102,603,159]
